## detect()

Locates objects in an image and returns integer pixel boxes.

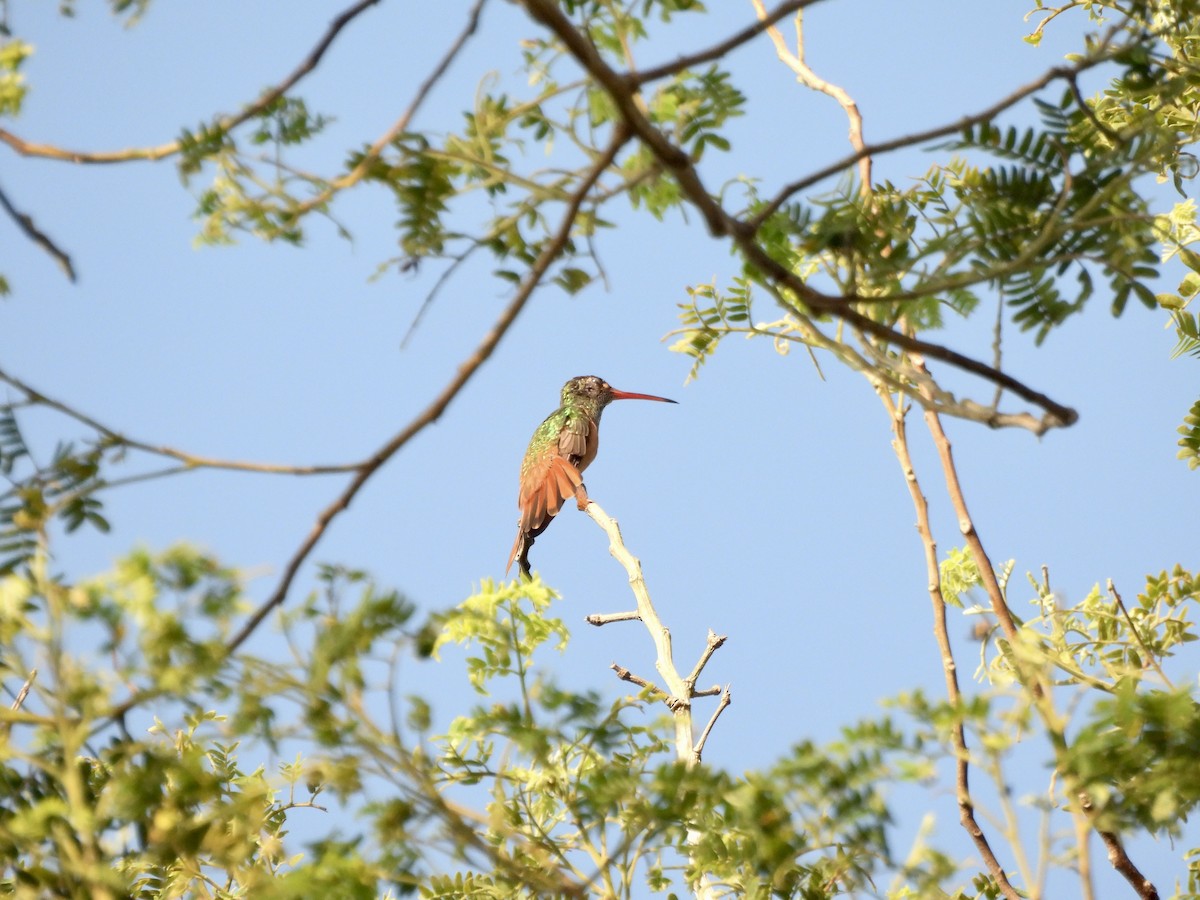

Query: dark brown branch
[0,183,75,280]
[883,391,1021,900]
[632,0,821,85]
[1100,828,1160,900]
[0,0,386,164]
[0,365,360,475]
[222,126,630,656]
[1067,72,1122,145]
[517,0,1078,427]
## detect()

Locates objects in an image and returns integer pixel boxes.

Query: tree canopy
[1,0,1199,897]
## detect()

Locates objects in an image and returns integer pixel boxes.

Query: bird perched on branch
[506,375,677,577]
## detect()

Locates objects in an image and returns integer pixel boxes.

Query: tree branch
[1107,578,1173,687]
[748,34,1126,229]
[222,124,630,656]
[0,183,75,280]
[583,498,722,899]
[881,389,1021,900]
[585,610,641,625]
[747,0,870,192]
[610,663,666,698]
[287,0,487,219]
[517,0,1079,426]
[632,0,822,85]
[693,686,730,761]
[1094,811,1160,900]
[909,354,1160,900]
[0,365,361,475]
[683,630,726,693]
[0,0,386,164]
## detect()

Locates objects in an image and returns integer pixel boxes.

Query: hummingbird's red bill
[607,388,678,403]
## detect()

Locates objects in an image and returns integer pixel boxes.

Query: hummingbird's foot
[517,532,535,579]
[574,482,590,511]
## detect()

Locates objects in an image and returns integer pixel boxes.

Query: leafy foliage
[1179,397,1200,470]
[3,0,1200,897]
[0,408,111,576]
[0,40,31,118]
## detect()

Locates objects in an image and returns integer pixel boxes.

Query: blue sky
[2,0,1196,893]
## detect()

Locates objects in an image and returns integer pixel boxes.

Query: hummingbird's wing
[507,413,592,576]
[558,413,590,462]
[517,453,584,534]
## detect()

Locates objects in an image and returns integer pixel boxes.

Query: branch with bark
[881,388,1021,900]
[516,0,1083,428]
[0,0,386,165]
[221,125,632,658]
[0,183,75,281]
[583,498,728,899]
[909,354,1160,900]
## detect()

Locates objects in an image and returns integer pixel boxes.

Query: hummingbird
[506,375,677,577]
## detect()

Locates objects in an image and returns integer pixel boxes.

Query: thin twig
[1024,2,1082,44]
[1107,579,1173,688]
[0,184,76,280]
[10,668,36,711]
[693,686,730,761]
[1074,800,1095,900]
[683,630,727,692]
[881,389,1021,900]
[585,611,641,625]
[749,31,1126,229]
[221,125,631,657]
[909,355,1026,646]
[0,366,361,475]
[991,291,1005,409]
[610,663,666,697]
[399,245,482,349]
[0,0,386,164]
[1,668,38,739]
[288,0,487,220]
[1067,72,1122,145]
[747,0,870,192]
[910,353,1160,900]
[633,0,820,84]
